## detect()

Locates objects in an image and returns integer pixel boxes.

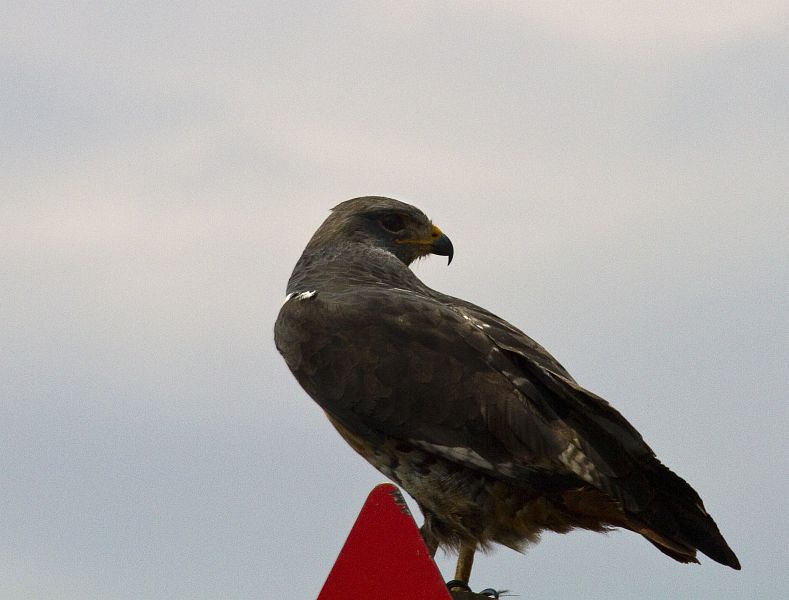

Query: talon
[446,579,472,592]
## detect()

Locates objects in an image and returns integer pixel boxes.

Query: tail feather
[641,461,741,570]
[671,500,741,569]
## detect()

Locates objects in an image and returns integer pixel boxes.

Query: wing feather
[277,285,651,497]
[275,281,740,569]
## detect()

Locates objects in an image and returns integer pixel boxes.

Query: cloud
[1,2,787,598]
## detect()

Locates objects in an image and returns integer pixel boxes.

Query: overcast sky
[2,2,787,599]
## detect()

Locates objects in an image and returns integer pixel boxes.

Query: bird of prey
[274,196,740,589]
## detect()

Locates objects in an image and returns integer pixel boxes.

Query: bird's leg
[452,544,475,587]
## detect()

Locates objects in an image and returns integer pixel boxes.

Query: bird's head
[307,196,454,266]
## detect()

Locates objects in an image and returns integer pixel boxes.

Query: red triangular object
[317,483,452,600]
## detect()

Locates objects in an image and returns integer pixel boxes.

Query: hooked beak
[429,224,454,265]
[395,223,454,264]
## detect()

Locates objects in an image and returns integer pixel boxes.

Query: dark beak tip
[432,233,454,265]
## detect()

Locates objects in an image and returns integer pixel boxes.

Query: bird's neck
[286,242,426,294]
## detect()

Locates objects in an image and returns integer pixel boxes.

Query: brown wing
[276,286,570,473]
[436,294,740,569]
[274,284,740,569]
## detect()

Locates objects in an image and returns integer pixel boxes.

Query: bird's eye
[379,214,406,233]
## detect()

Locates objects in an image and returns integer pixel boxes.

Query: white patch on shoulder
[282,290,317,305]
[281,292,296,306]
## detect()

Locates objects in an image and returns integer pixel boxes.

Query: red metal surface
[317,483,452,600]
